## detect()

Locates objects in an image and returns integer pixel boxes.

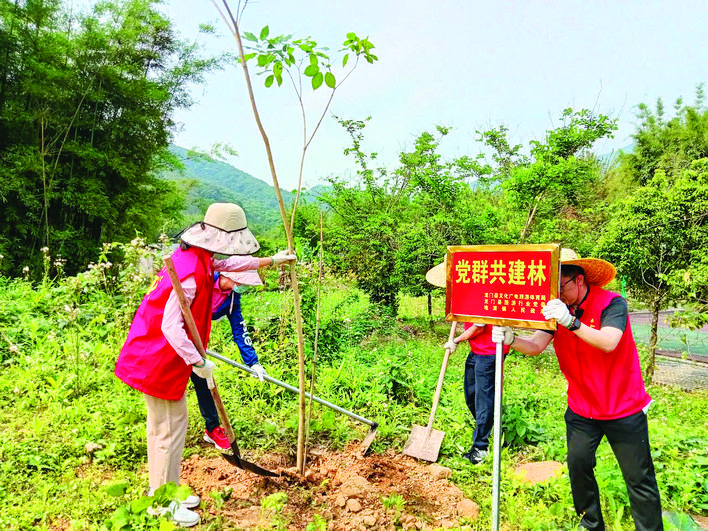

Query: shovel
[163,257,279,477]
[402,321,457,462]
[206,348,379,454]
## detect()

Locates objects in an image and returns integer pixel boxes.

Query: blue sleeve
[227,293,259,366]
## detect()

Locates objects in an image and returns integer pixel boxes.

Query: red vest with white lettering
[554,286,650,420]
[115,247,213,400]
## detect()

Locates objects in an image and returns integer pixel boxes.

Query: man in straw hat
[493,249,662,531]
[427,259,511,465]
[115,203,295,527]
[193,269,268,451]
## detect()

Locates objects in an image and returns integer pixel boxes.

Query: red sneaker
[204,426,230,450]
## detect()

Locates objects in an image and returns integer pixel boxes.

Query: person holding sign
[493,249,662,531]
[445,323,510,464]
[428,260,511,465]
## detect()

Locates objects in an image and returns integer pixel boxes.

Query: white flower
[0,254,4,260]
[41,247,49,254]
[22,266,29,273]
[9,345,18,353]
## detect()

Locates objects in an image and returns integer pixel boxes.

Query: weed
[260,491,288,530]
[381,492,405,512]
[209,486,233,510]
[305,514,327,531]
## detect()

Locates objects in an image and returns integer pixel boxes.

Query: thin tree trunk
[519,191,546,243]
[427,291,432,326]
[645,295,660,383]
[218,0,309,474]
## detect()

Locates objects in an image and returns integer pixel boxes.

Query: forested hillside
[162,146,329,233]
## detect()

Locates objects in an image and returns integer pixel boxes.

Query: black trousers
[463,351,497,451]
[565,408,663,531]
[190,371,220,432]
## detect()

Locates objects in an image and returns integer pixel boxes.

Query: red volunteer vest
[465,323,511,356]
[115,247,214,400]
[554,287,650,420]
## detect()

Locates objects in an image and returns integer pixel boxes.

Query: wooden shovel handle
[425,321,458,433]
[163,256,236,443]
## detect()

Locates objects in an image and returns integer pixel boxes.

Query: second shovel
[402,321,457,462]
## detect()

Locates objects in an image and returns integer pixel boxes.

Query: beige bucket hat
[425,258,447,288]
[561,248,616,287]
[220,270,263,286]
[178,203,260,256]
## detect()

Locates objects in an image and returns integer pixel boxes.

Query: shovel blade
[402,424,445,462]
[360,423,379,456]
[220,451,280,477]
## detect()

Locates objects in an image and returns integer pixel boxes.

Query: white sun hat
[178,203,260,256]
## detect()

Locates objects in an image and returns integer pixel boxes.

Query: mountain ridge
[162,145,329,232]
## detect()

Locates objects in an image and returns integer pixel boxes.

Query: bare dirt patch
[181,443,479,530]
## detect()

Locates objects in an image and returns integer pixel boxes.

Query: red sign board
[445,244,560,330]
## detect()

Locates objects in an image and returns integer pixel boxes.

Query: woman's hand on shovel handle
[193,358,216,389]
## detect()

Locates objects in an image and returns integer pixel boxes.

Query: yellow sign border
[445,243,560,330]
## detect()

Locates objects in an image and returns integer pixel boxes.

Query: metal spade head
[402,424,445,462]
[220,444,280,478]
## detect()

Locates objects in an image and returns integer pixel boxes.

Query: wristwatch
[567,316,581,331]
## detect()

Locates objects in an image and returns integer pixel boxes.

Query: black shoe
[463,448,489,465]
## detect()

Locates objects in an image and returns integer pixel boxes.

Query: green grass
[0,251,706,530]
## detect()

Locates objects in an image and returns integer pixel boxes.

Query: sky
[158,0,708,190]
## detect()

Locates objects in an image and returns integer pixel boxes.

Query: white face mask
[233,284,252,294]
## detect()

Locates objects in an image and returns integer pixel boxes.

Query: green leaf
[243,32,258,42]
[159,520,176,531]
[309,54,318,66]
[304,64,319,77]
[130,496,154,514]
[242,53,256,62]
[175,485,192,502]
[325,72,336,89]
[346,32,357,41]
[273,61,283,77]
[106,482,129,497]
[260,26,269,40]
[265,75,275,88]
[312,72,324,90]
[257,54,269,67]
[342,54,349,67]
[276,74,283,86]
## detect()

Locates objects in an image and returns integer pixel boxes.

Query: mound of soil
[181,443,480,530]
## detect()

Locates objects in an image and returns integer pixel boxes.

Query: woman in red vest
[115,203,295,527]
[493,249,662,531]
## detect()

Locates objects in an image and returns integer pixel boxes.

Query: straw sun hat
[561,248,616,287]
[425,258,447,288]
[178,203,260,256]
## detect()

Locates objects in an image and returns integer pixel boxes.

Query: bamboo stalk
[304,212,324,458]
